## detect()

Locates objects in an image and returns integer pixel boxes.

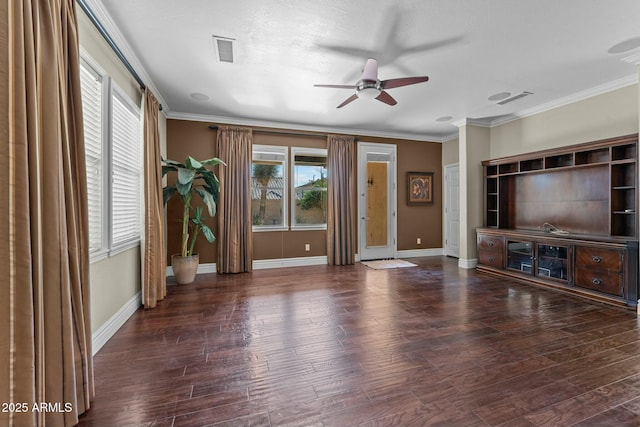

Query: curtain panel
[327,134,356,265]
[1,0,94,425]
[216,126,253,273]
[142,90,166,308]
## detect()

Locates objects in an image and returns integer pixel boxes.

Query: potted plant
[163,155,224,284]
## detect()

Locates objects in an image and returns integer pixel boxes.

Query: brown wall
[166,119,443,264]
[165,120,219,263]
[358,136,443,250]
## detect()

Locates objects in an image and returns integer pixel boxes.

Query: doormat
[361,259,418,269]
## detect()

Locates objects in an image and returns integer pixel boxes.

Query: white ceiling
[93,0,640,141]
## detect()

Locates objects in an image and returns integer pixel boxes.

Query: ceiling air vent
[496,91,533,105]
[212,35,235,63]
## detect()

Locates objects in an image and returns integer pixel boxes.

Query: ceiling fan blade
[362,58,378,81]
[314,84,357,89]
[337,94,359,108]
[375,91,397,106]
[381,76,429,89]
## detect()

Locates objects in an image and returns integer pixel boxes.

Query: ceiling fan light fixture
[356,80,382,99]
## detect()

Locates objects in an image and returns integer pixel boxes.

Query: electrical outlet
[305,243,310,251]
[417,238,421,245]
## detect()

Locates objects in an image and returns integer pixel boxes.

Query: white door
[358,142,397,260]
[444,163,460,258]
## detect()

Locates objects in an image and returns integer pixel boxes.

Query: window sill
[291,225,327,231]
[252,226,288,233]
[109,239,141,257]
[89,249,109,264]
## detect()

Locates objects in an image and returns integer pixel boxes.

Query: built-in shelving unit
[483,134,638,238]
[479,134,639,309]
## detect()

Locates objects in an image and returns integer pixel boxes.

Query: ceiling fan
[314,58,429,108]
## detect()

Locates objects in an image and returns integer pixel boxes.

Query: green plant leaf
[176,180,192,196]
[200,157,226,167]
[163,187,177,205]
[200,224,216,243]
[163,158,184,166]
[162,164,178,177]
[177,167,196,185]
[195,187,216,217]
[186,156,202,169]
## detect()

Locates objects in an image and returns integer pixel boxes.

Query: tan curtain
[327,134,356,265]
[142,90,166,308]
[1,0,94,425]
[216,126,253,273]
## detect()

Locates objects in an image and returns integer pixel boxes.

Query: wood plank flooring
[77,256,640,426]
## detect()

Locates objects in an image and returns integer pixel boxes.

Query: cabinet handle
[488,257,494,262]
[592,278,602,286]
[488,242,494,247]
[592,256,602,263]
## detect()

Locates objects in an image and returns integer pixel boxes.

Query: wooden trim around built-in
[476,264,631,310]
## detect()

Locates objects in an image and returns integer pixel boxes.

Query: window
[110,89,142,250]
[80,59,105,257]
[291,147,327,229]
[80,55,142,260]
[252,145,287,230]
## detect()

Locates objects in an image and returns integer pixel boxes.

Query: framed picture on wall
[407,171,434,205]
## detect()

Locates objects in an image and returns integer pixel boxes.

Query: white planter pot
[171,254,199,284]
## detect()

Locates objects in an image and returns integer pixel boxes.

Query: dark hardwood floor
[77,256,640,427]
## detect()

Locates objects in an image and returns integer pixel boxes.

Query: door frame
[357,141,397,261]
[444,163,460,258]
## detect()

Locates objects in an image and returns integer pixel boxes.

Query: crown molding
[80,0,169,110]
[450,118,492,128]
[165,110,449,143]
[489,74,638,127]
[622,51,640,65]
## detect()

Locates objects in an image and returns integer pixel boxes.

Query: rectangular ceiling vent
[212,35,235,63]
[496,91,533,105]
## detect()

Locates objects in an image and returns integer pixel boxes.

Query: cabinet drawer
[575,246,623,272]
[478,235,503,252]
[479,250,503,268]
[575,268,623,296]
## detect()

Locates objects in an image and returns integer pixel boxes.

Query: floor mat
[360,259,418,269]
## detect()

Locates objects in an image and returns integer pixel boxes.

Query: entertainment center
[477,134,639,309]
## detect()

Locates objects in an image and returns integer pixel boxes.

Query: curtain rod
[76,0,163,111]
[208,125,328,139]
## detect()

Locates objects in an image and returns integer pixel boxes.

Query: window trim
[252,144,288,232]
[290,147,328,231]
[80,55,110,262]
[80,51,142,262]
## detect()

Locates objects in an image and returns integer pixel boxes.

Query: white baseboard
[92,292,141,355]
[166,257,329,275]
[253,256,328,270]
[458,258,478,269]
[397,248,444,258]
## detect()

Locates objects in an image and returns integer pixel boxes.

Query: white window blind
[110,90,141,248]
[80,61,104,254]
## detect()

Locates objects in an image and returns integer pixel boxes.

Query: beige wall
[89,249,141,331]
[490,85,638,158]
[453,81,639,266]
[459,125,490,262]
[78,10,140,105]
[441,137,459,166]
[79,9,156,334]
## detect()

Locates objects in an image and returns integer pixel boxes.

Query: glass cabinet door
[536,244,568,282]
[507,240,533,274]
